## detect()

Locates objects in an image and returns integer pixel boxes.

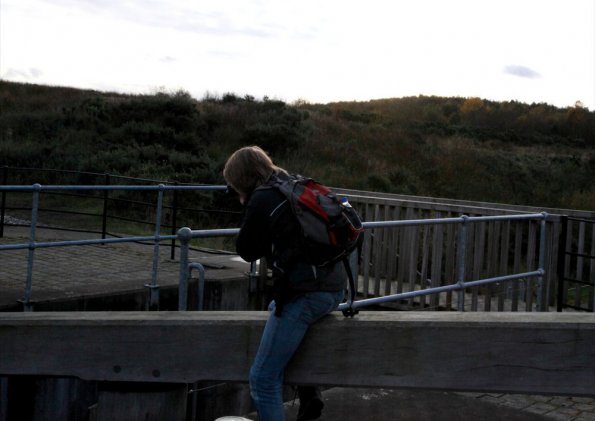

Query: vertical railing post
[177,227,192,311]
[456,215,468,311]
[537,212,548,312]
[21,184,41,312]
[145,185,164,310]
[101,173,110,241]
[189,263,206,311]
[0,166,8,238]
[249,261,259,293]
[349,248,359,295]
[556,215,568,312]
[170,183,179,260]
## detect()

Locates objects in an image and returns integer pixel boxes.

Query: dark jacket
[236,173,346,309]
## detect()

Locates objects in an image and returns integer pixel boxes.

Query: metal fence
[177,213,549,313]
[0,183,227,311]
[0,166,240,259]
[4,167,594,312]
[330,190,593,312]
[557,216,595,311]
[0,183,550,314]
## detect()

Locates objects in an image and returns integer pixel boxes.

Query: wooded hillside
[1,80,593,211]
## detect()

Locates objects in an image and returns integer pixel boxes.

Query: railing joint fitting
[177,227,192,242]
[16,299,34,311]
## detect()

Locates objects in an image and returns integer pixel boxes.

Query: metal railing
[177,227,240,311]
[0,183,228,311]
[1,168,241,259]
[0,183,549,313]
[178,212,549,313]
[557,216,595,312]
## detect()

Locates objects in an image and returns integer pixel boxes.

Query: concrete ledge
[1,311,594,396]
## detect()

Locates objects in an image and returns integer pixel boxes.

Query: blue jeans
[249,290,344,421]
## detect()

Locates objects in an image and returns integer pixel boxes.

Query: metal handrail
[557,216,595,312]
[0,184,226,192]
[177,227,240,311]
[178,212,549,312]
[0,183,228,311]
[0,182,548,313]
[344,213,548,312]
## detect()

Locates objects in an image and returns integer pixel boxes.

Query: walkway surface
[279,389,595,421]
[1,221,594,421]
[0,224,250,310]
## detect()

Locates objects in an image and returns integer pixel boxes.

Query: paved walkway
[281,389,595,421]
[0,225,250,310]
[1,222,594,420]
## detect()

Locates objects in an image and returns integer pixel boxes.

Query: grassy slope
[1,80,593,211]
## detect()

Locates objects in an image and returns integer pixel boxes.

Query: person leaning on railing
[223,146,345,421]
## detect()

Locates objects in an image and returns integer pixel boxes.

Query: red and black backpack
[264,174,364,316]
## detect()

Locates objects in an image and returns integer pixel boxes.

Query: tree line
[1,80,593,214]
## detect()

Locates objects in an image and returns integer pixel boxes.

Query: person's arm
[236,191,274,262]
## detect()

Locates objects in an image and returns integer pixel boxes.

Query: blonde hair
[223,146,286,195]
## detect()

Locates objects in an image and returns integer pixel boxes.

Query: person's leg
[249,290,343,421]
[296,385,320,402]
[249,302,304,421]
[296,385,323,421]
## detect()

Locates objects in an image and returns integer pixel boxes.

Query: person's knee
[249,364,267,393]
[249,364,279,395]
[249,366,261,403]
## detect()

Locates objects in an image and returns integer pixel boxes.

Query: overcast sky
[1,0,594,109]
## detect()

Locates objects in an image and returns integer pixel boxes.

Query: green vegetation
[1,80,594,216]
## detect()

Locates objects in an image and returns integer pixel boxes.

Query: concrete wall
[0,276,267,421]
[2,311,594,393]
[2,307,594,420]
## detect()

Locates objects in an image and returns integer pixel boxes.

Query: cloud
[503,65,541,79]
[1,67,43,81]
[38,0,319,41]
[37,0,283,38]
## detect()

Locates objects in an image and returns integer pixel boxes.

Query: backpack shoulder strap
[341,257,359,318]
